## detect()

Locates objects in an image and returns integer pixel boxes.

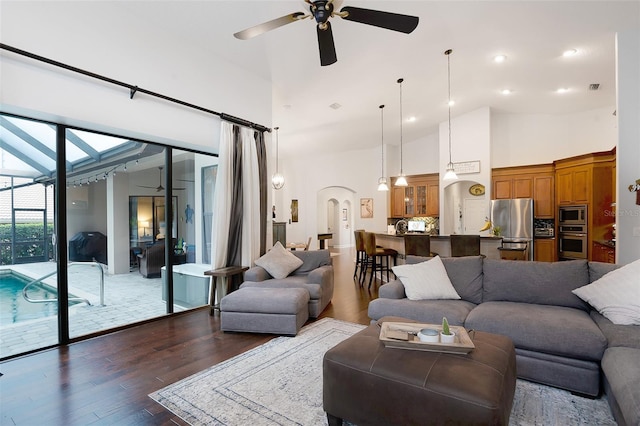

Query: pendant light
[271,126,285,190]
[395,78,408,187]
[443,49,458,181]
[377,105,389,191]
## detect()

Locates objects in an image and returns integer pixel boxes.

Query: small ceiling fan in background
[233,0,419,66]
[136,166,186,192]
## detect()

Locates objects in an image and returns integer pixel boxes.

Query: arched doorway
[317,186,356,248]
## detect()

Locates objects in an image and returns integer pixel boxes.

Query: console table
[204,266,249,315]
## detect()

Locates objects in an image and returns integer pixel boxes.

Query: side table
[204,266,249,316]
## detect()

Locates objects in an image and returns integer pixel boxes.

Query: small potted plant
[440,317,456,344]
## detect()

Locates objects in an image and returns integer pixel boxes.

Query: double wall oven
[558,205,588,260]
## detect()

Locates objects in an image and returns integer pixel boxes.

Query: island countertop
[373,233,504,260]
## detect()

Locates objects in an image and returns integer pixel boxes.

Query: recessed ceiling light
[501,89,512,95]
[407,116,416,122]
[493,54,507,63]
[556,88,570,94]
[562,49,578,57]
[448,100,455,107]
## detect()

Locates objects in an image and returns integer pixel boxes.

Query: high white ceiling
[61,1,640,155]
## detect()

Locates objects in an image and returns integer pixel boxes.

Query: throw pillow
[254,241,303,279]
[572,258,640,325]
[392,256,461,301]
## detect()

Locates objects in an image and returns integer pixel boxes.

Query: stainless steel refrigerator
[490,198,534,260]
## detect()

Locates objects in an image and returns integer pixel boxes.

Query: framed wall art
[360,198,373,218]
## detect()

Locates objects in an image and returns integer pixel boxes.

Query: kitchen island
[374,233,504,261]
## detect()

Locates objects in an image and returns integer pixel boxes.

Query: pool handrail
[21,261,105,306]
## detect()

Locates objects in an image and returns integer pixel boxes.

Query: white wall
[0,2,271,153]
[439,107,492,234]
[616,30,640,264]
[491,107,617,167]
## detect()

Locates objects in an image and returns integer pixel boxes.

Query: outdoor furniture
[138,239,178,278]
[220,287,309,335]
[323,316,517,425]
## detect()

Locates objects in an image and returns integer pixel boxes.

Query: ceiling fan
[233,0,419,66]
[137,167,186,192]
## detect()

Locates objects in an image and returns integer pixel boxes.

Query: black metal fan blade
[317,21,337,66]
[340,6,419,34]
[234,12,306,40]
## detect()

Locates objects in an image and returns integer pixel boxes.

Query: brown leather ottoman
[323,316,516,425]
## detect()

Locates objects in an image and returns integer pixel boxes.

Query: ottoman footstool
[220,287,309,336]
[323,316,516,425]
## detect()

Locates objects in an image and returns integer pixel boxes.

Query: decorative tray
[379,321,475,354]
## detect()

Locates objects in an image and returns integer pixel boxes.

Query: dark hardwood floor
[0,247,380,425]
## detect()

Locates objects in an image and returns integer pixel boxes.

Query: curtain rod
[0,43,271,133]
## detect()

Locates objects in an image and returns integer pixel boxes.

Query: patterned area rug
[149,318,615,425]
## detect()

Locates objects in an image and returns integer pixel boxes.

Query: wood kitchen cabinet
[592,241,615,264]
[390,174,439,218]
[554,148,616,261]
[491,164,555,218]
[534,238,556,262]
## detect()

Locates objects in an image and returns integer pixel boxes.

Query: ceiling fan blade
[234,12,306,40]
[317,22,337,66]
[137,185,157,189]
[340,6,419,34]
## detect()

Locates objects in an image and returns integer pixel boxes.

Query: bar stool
[450,234,481,257]
[404,234,432,257]
[353,230,367,283]
[363,232,398,288]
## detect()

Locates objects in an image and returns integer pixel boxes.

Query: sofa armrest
[379,279,406,299]
[307,265,333,285]
[244,266,271,282]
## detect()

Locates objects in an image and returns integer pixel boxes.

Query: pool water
[0,272,79,325]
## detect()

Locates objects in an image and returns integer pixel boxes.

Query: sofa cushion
[392,256,460,301]
[465,301,607,361]
[367,298,476,326]
[241,276,322,299]
[588,261,620,282]
[602,347,640,426]
[573,258,640,325]
[591,311,640,349]
[291,249,331,275]
[482,259,590,310]
[404,255,483,304]
[254,241,303,279]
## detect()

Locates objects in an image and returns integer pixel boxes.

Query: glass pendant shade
[272,172,285,189]
[443,163,458,181]
[377,176,389,191]
[395,175,408,186]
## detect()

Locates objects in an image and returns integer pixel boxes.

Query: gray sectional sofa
[241,249,334,318]
[368,256,640,426]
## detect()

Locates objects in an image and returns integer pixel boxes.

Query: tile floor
[1,261,193,358]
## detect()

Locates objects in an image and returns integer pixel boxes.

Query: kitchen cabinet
[534,238,556,262]
[491,164,554,218]
[554,148,616,261]
[592,241,615,264]
[390,174,439,218]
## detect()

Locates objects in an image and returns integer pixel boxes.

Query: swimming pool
[0,271,79,325]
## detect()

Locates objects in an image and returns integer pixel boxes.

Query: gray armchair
[240,249,334,318]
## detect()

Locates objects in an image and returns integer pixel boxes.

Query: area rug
[149,318,615,425]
